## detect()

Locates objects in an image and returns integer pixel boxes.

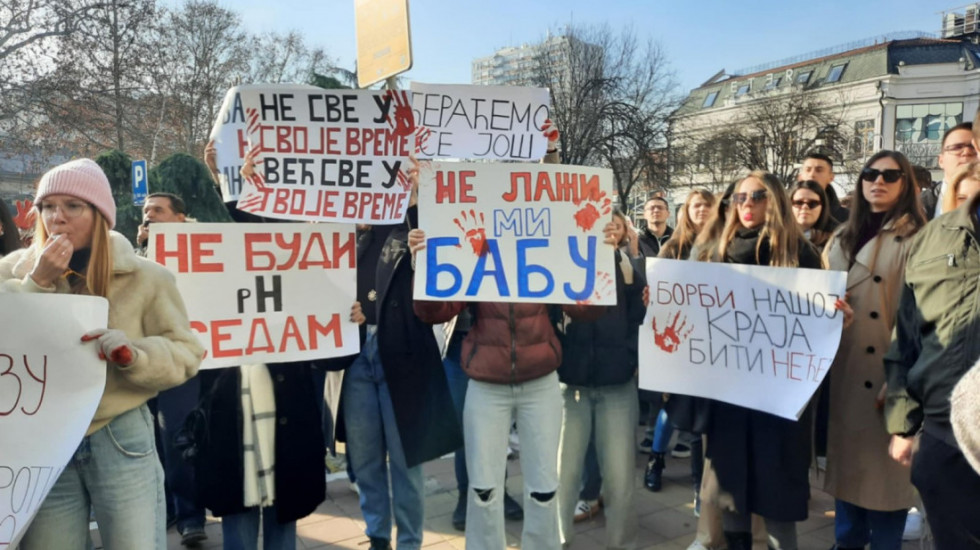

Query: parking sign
[132,159,147,206]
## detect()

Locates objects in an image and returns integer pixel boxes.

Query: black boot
[452,490,466,531]
[368,536,392,550]
[723,531,752,550]
[644,452,665,492]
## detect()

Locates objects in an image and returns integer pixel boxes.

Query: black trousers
[911,431,980,549]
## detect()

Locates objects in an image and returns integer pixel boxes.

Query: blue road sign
[132,160,148,206]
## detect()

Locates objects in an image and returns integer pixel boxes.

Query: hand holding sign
[81,329,138,366]
[542,118,560,152]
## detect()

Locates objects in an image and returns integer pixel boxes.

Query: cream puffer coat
[0,231,204,434]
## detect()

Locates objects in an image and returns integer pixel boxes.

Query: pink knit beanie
[35,159,116,229]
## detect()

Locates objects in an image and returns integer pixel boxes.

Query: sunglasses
[732,190,768,204]
[860,168,903,183]
[792,199,821,209]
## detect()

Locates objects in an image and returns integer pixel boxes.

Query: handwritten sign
[0,294,108,549]
[414,162,615,305]
[232,87,415,224]
[208,84,323,202]
[410,83,550,160]
[148,223,359,369]
[638,259,846,420]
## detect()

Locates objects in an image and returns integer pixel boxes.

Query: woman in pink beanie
[0,158,204,549]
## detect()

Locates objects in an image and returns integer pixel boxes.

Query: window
[796,71,812,84]
[763,76,782,91]
[702,91,719,108]
[894,103,965,168]
[826,63,847,83]
[735,83,750,97]
[853,119,875,155]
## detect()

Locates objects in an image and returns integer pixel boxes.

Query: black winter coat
[197,362,326,524]
[555,250,646,387]
[704,230,822,522]
[337,207,463,467]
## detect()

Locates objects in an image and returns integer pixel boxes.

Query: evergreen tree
[94,150,142,244]
[150,153,232,223]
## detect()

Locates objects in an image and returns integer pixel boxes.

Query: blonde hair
[714,170,805,267]
[944,161,980,214]
[661,189,715,259]
[34,209,113,298]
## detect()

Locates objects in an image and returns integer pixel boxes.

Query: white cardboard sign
[0,294,108,549]
[410,82,550,160]
[414,162,616,305]
[638,258,847,420]
[148,223,359,369]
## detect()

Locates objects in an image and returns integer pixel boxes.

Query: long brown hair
[33,210,113,298]
[661,189,715,259]
[715,170,806,267]
[837,150,925,264]
[694,183,735,262]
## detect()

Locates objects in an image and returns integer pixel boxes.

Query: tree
[531,25,680,210]
[149,0,250,161]
[150,153,232,222]
[673,87,853,188]
[245,30,333,85]
[95,149,142,243]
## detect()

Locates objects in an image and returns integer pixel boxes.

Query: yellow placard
[354,0,413,88]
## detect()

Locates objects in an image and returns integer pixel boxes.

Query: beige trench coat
[822,220,917,511]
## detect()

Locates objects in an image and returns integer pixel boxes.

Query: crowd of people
[3,113,980,550]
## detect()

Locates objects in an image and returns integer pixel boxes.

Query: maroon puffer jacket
[415,300,600,384]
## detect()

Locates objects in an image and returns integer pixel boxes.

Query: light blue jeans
[20,404,166,550]
[464,371,563,550]
[342,327,424,549]
[221,505,296,550]
[558,380,639,549]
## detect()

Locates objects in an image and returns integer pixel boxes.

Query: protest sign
[148,223,359,369]
[0,294,108,549]
[414,162,616,305]
[638,259,847,420]
[209,84,323,202]
[232,87,415,224]
[410,83,550,160]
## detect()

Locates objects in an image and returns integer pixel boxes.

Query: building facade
[670,5,980,196]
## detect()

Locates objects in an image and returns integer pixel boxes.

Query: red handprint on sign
[652,311,693,353]
[384,90,415,137]
[453,209,488,256]
[573,190,612,231]
[13,200,37,230]
[415,126,433,154]
[576,271,614,305]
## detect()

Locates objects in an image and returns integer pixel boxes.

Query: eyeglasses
[732,190,768,204]
[792,199,821,209]
[943,142,976,154]
[37,201,91,219]
[860,168,903,183]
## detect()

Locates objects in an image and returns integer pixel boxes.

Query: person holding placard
[822,151,925,550]
[692,170,830,550]
[554,208,646,549]
[410,230,612,550]
[0,158,204,549]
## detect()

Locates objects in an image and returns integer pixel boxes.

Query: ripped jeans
[463,372,562,550]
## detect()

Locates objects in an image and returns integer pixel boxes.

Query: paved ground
[91,436,932,549]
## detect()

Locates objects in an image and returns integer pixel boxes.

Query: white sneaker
[573,499,601,522]
[349,481,361,495]
[903,507,923,541]
[686,540,709,550]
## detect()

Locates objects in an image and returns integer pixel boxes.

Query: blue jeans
[834,499,907,549]
[652,408,673,453]
[343,327,424,549]
[20,404,166,550]
[443,335,469,492]
[153,376,205,533]
[465,372,563,550]
[558,381,638,549]
[221,505,295,550]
